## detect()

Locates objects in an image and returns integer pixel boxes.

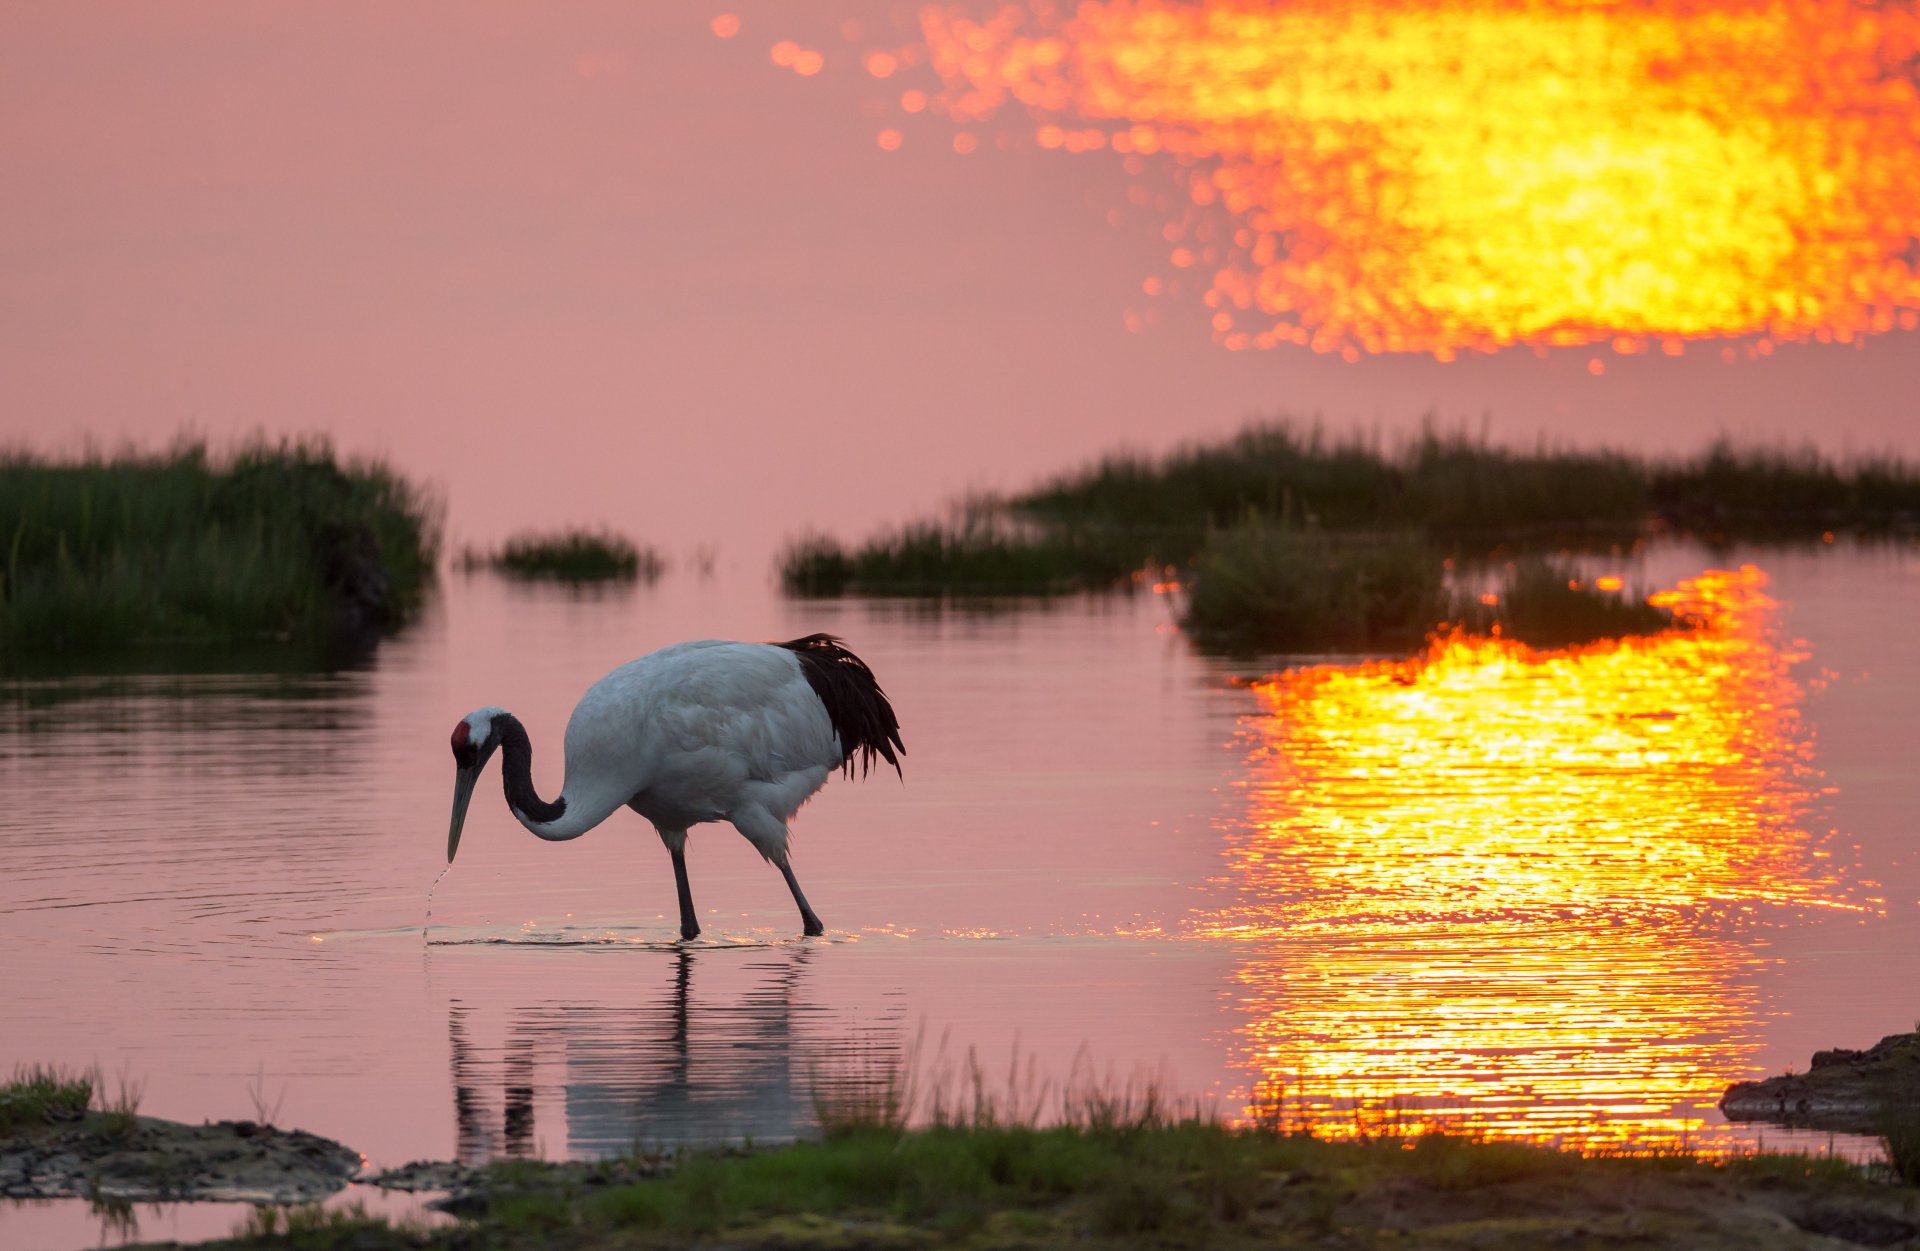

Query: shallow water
[4,544,1918,1248]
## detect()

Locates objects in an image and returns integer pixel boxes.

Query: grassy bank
[0,440,438,656]
[198,1123,1914,1251]
[462,528,662,583]
[0,1062,141,1138]
[32,1051,1903,1250]
[778,424,1920,605]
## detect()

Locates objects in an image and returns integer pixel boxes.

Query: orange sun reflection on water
[1193,567,1869,1146]
[909,0,1920,355]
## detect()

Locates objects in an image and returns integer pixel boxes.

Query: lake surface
[4,542,1918,1248]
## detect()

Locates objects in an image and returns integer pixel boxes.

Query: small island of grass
[463,528,663,583]
[0,440,439,659]
[780,423,1914,655]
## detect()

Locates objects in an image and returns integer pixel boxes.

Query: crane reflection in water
[445,946,904,1162]
[1195,567,1873,1148]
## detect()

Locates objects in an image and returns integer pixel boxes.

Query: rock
[0,1114,361,1203]
[1721,1032,1920,1135]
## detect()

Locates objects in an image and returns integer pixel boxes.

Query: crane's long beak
[448,766,480,863]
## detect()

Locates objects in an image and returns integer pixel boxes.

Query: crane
[445,633,903,940]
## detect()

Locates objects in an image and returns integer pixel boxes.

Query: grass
[463,527,662,583]
[0,1062,142,1137]
[0,1063,93,1134]
[1180,525,1682,655]
[778,422,1920,619]
[236,1091,1909,1250]
[1181,523,1447,653]
[1015,423,1655,541]
[1878,1096,1920,1186]
[0,438,440,656]
[195,1054,1917,1249]
[778,518,1141,597]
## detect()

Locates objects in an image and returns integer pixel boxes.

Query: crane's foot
[802,914,824,937]
[680,922,701,942]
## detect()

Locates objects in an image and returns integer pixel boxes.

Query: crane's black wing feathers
[777,634,905,779]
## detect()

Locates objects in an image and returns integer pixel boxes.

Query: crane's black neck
[492,713,567,826]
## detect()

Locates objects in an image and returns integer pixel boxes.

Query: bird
[445,633,903,940]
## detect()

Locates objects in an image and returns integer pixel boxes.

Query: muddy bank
[1722,1032,1920,1135]
[0,1113,360,1204]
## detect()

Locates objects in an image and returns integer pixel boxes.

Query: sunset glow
[1196,568,1867,1145]
[912,1,1920,355]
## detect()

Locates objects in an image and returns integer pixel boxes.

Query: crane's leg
[731,803,825,937]
[657,828,699,941]
[777,855,825,938]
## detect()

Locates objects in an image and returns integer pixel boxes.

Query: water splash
[424,865,450,941]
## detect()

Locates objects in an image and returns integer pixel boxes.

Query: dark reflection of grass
[779,422,1920,608]
[464,528,662,583]
[0,440,438,657]
[1464,557,1681,648]
[1183,524,1446,654]
[1181,529,1681,655]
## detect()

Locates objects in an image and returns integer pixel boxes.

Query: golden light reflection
[1194,567,1867,1146]
[910,1,1920,355]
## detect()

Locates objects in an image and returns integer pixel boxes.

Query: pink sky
[4,2,1916,562]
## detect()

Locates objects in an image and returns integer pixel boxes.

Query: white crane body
[446,634,902,939]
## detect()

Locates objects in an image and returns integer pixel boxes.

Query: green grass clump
[1182,523,1446,654]
[1652,439,1920,537]
[780,421,1920,608]
[777,531,855,596]
[778,519,1142,597]
[468,527,661,582]
[1878,1100,1920,1186]
[571,1119,1323,1237]
[0,1062,141,1138]
[0,1063,93,1133]
[1016,424,1652,541]
[0,439,439,656]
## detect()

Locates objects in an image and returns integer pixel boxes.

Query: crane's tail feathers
[778,634,905,779]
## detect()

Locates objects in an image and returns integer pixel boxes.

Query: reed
[780,422,1920,607]
[1182,523,1447,653]
[777,517,1144,597]
[0,1063,93,1134]
[465,527,661,582]
[0,439,439,655]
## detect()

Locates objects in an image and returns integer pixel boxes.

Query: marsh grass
[778,518,1144,597]
[781,423,1920,609]
[1017,424,1654,541]
[0,1063,93,1133]
[1181,523,1447,653]
[1876,1097,1920,1186]
[466,527,662,582]
[246,1058,1894,1249]
[0,1062,143,1138]
[0,439,439,655]
[93,1062,144,1139]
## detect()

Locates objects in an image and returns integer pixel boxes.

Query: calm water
[4,543,1919,1248]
